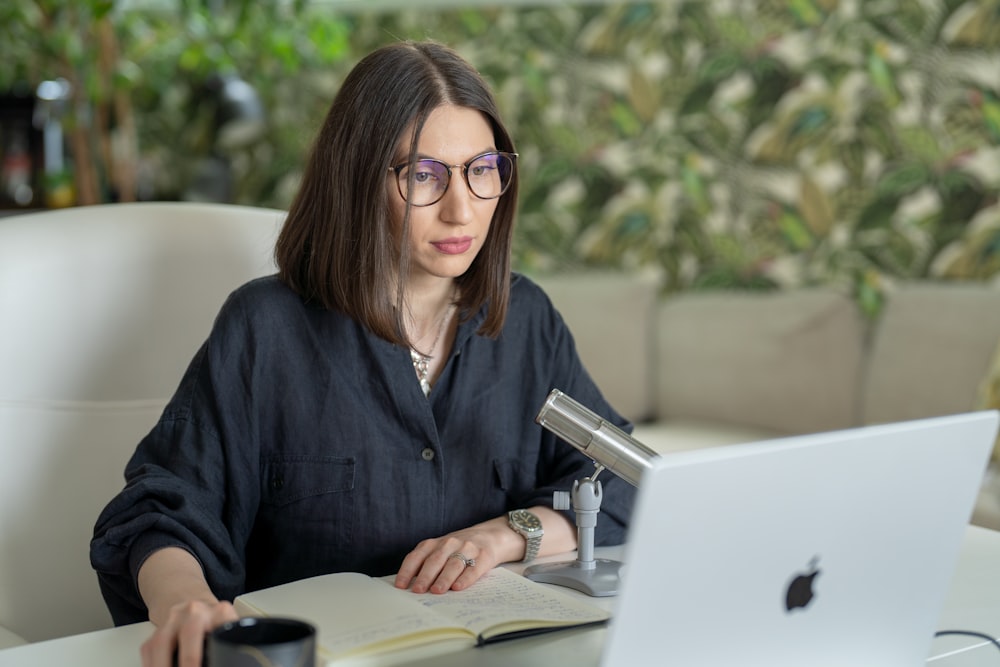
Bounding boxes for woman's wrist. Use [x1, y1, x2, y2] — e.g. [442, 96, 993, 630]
[138, 547, 218, 625]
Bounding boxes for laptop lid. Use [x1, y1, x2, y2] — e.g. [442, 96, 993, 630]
[603, 411, 999, 667]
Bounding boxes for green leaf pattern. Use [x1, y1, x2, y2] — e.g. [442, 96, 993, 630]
[3, 0, 998, 308]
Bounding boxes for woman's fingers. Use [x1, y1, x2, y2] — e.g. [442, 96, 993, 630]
[141, 599, 238, 667]
[396, 536, 490, 593]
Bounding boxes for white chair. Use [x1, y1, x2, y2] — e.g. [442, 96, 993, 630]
[0, 202, 283, 644]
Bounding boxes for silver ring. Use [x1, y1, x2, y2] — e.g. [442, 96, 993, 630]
[449, 552, 476, 568]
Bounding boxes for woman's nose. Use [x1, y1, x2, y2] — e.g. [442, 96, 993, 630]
[438, 171, 475, 224]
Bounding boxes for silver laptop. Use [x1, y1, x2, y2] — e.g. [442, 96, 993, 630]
[604, 410, 999, 667]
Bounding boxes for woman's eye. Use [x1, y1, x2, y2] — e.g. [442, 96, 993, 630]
[410, 161, 445, 185]
[470, 164, 496, 177]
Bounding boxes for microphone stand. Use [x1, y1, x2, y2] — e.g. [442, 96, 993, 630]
[523, 463, 625, 597]
[524, 388, 660, 597]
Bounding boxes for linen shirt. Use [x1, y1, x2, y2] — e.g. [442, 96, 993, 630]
[90, 273, 636, 625]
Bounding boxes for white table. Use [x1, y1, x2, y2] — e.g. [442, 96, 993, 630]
[928, 526, 1000, 664]
[2, 526, 999, 666]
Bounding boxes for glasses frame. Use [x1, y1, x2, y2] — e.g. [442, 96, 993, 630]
[388, 151, 518, 207]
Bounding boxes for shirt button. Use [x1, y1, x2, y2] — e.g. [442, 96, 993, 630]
[420, 448, 435, 461]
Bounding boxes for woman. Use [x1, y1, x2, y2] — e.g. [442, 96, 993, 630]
[91, 40, 635, 667]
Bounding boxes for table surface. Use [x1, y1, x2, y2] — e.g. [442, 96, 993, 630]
[2, 526, 999, 667]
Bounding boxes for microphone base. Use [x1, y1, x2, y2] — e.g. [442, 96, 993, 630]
[523, 558, 624, 597]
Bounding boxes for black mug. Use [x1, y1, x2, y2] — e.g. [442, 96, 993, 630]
[208, 617, 316, 667]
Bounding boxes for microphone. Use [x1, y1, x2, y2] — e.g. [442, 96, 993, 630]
[525, 389, 660, 596]
[535, 389, 659, 487]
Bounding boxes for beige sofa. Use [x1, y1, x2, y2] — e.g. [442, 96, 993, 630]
[537, 273, 1000, 532]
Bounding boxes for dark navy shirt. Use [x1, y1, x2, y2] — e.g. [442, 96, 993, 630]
[90, 273, 636, 625]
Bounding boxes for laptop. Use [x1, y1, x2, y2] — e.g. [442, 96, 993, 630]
[402, 410, 998, 667]
[604, 410, 999, 666]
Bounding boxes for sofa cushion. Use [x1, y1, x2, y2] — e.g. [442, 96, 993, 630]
[655, 289, 865, 435]
[0, 399, 164, 642]
[0, 625, 27, 650]
[0, 204, 282, 403]
[632, 418, 782, 455]
[862, 283, 1000, 426]
[533, 272, 659, 423]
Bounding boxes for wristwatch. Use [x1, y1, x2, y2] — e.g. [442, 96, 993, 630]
[508, 509, 544, 562]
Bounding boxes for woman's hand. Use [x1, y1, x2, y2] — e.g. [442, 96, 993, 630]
[393, 507, 576, 594]
[140, 598, 238, 667]
[137, 547, 239, 667]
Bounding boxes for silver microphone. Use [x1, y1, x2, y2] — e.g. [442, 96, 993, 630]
[535, 389, 659, 487]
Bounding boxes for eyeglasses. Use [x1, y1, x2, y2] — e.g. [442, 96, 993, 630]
[389, 151, 517, 207]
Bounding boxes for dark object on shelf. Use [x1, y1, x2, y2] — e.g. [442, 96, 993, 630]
[0, 90, 42, 209]
[183, 74, 266, 203]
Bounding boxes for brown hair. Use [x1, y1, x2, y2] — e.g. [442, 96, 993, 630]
[275, 41, 518, 345]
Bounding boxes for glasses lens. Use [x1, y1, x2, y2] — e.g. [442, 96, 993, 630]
[398, 159, 450, 206]
[467, 152, 513, 200]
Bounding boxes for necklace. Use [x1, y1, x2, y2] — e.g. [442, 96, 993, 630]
[410, 300, 456, 397]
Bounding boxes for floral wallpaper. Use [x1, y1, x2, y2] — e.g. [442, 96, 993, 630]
[332, 0, 1000, 314]
[37, 0, 995, 312]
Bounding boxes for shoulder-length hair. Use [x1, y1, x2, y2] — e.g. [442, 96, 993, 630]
[275, 40, 518, 345]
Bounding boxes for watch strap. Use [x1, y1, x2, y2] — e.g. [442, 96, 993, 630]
[523, 531, 542, 562]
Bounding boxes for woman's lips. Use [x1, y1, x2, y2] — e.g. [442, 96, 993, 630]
[432, 237, 474, 254]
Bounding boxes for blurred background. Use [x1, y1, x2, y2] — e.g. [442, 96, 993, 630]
[1, 0, 999, 309]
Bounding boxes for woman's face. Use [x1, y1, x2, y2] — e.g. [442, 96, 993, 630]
[387, 105, 501, 285]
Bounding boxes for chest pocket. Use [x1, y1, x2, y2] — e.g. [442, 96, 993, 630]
[251, 456, 356, 579]
[261, 456, 355, 507]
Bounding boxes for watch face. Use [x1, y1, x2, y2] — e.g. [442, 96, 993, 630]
[512, 509, 542, 531]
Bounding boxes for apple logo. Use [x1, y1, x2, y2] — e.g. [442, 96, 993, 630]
[784, 556, 821, 612]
